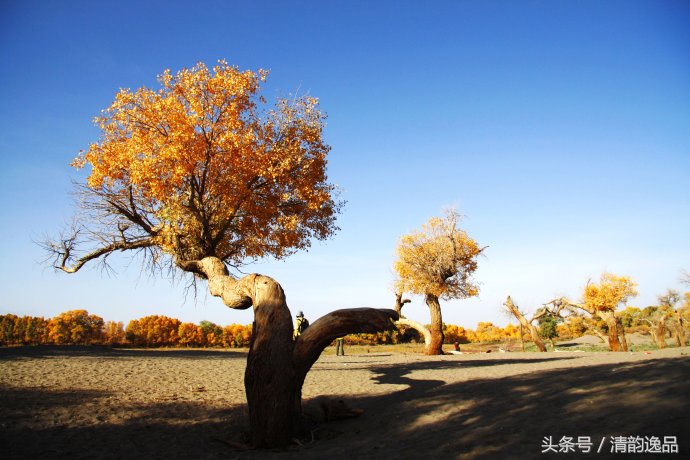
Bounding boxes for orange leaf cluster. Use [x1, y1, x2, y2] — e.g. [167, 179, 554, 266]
[582, 272, 638, 312]
[74, 61, 339, 264]
[394, 209, 482, 300]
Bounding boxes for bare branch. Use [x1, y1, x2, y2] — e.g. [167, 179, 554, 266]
[43, 230, 156, 274]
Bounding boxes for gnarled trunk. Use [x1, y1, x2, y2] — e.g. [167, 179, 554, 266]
[394, 292, 411, 317]
[425, 293, 444, 355]
[599, 310, 625, 352]
[671, 315, 686, 347]
[184, 256, 398, 447]
[503, 296, 547, 352]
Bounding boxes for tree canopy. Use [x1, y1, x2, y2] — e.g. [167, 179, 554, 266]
[394, 209, 483, 300]
[582, 273, 638, 313]
[47, 61, 341, 274]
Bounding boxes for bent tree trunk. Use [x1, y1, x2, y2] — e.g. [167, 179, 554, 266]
[503, 296, 547, 352]
[425, 293, 444, 355]
[396, 317, 432, 348]
[599, 310, 626, 352]
[183, 256, 398, 447]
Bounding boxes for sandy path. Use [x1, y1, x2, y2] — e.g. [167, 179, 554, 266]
[1, 346, 689, 459]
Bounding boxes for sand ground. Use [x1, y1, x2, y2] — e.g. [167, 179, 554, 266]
[1, 344, 689, 459]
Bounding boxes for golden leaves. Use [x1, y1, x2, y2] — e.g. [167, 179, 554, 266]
[77, 60, 339, 264]
[583, 272, 638, 312]
[394, 209, 482, 300]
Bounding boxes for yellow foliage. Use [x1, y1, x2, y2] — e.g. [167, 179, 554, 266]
[583, 272, 638, 312]
[74, 61, 339, 265]
[394, 209, 482, 300]
[48, 310, 104, 345]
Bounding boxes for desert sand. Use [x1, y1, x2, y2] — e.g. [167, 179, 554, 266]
[1, 344, 688, 459]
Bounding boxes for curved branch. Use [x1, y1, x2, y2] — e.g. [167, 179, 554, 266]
[292, 308, 399, 386]
[43, 232, 155, 274]
[177, 256, 255, 310]
[395, 317, 431, 346]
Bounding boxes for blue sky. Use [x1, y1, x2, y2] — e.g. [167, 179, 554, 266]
[1, 0, 689, 329]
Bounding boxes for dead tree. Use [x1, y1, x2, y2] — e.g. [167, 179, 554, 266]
[502, 296, 549, 352]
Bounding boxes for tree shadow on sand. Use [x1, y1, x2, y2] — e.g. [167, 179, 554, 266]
[2, 354, 689, 460]
[325, 356, 690, 459]
[0, 385, 251, 460]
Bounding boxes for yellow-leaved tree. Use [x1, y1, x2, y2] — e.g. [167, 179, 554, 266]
[562, 272, 637, 351]
[43, 61, 397, 447]
[394, 209, 484, 355]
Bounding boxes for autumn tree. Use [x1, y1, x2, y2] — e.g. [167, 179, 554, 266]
[48, 310, 104, 345]
[178, 322, 202, 347]
[126, 315, 181, 347]
[42, 61, 397, 447]
[640, 306, 671, 349]
[394, 209, 483, 355]
[538, 314, 559, 349]
[656, 290, 686, 347]
[103, 321, 126, 345]
[561, 273, 637, 351]
[502, 296, 549, 352]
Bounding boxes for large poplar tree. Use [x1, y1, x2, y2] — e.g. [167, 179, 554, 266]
[394, 209, 483, 355]
[43, 61, 397, 447]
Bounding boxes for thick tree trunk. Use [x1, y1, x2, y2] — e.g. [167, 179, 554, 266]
[616, 316, 628, 351]
[600, 311, 623, 352]
[503, 296, 547, 352]
[184, 256, 399, 447]
[671, 315, 686, 347]
[644, 315, 670, 349]
[425, 293, 444, 355]
[244, 277, 297, 447]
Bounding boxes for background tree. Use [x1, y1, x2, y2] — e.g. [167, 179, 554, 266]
[561, 273, 637, 351]
[394, 209, 483, 355]
[538, 314, 559, 349]
[103, 321, 126, 345]
[502, 296, 548, 352]
[656, 290, 686, 347]
[178, 322, 202, 347]
[199, 320, 224, 347]
[42, 61, 396, 447]
[48, 310, 104, 345]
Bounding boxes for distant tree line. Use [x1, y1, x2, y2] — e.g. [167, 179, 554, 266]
[2, 299, 688, 349]
[0, 310, 253, 348]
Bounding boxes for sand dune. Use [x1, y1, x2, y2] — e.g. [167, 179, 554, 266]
[1, 345, 688, 459]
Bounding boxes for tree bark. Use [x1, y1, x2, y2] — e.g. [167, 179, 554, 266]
[616, 316, 629, 351]
[671, 315, 686, 347]
[184, 256, 399, 447]
[425, 293, 444, 355]
[394, 292, 411, 317]
[599, 310, 624, 352]
[503, 296, 547, 352]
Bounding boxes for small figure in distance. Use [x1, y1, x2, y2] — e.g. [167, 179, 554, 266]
[294, 310, 309, 339]
[335, 337, 345, 356]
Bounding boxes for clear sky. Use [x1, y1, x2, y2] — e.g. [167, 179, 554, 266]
[1, 0, 689, 329]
